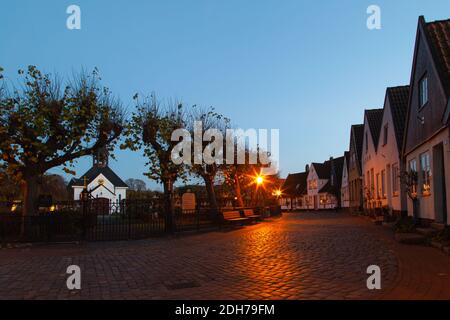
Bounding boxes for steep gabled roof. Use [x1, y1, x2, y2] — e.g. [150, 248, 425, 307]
[402, 16, 450, 154]
[425, 18, 450, 98]
[386, 85, 410, 153]
[282, 172, 308, 196]
[350, 124, 364, 173]
[68, 166, 129, 188]
[343, 151, 350, 176]
[318, 155, 345, 195]
[365, 109, 384, 150]
[332, 155, 345, 190]
[312, 161, 331, 180]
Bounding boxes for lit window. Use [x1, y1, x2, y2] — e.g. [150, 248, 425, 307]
[420, 152, 431, 195]
[392, 163, 399, 196]
[370, 169, 374, 198]
[409, 159, 418, 195]
[376, 173, 380, 199]
[419, 75, 428, 107]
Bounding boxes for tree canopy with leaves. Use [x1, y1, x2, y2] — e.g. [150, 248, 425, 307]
[122, 94, 186, 231]
[0, 66, 124, 217]
[186, 106, 230, 212]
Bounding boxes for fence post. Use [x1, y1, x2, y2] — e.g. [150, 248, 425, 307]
[128, 200, 132, 240]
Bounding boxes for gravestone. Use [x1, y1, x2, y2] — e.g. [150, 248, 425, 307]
[182, 192, 196, 211]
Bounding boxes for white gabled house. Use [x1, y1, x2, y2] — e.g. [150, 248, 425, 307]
[375, 86, 410, 217]
[361, 108, 384, 212]
[307, 156, 345, 210]
[68, 148, 128, 211]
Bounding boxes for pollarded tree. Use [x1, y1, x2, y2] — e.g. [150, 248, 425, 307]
[122, 94, 186, 232]
[186, 106, 230, 213]
[0, 66, 124, 218]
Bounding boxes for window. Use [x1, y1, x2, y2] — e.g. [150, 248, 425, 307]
[420, 152, 431, 195]
[419, 75, 428, 108]
[409, 159, 418, 195]
[383, 124, 388, 145]
[381, 169, 386, 198]
[392, 163, 399, 196]
[370, 169, 374, 198]
[308, 179, 317, 190]
[376, 173, 380, 199]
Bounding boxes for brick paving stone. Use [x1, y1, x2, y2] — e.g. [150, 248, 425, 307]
[0, 211, 449, 299]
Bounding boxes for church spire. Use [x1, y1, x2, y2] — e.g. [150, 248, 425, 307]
[93, 146, 109, 168]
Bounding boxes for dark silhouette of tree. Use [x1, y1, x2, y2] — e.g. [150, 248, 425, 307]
[186, 106, 230, 214]
[0, 66, 124, 222]
[125, 178, 147, 192]
[122, 94, 186, 232]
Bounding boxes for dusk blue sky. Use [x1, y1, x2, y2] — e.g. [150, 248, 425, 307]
[1, 1, 449, 190]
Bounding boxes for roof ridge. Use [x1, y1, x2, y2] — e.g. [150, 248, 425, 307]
[426, 18, 450, 24]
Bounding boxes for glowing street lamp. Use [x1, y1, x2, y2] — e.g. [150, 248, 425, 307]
[274, 189, 282, 197]
[255, 175, 264, 186]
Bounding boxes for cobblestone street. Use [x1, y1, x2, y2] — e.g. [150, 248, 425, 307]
[0, 212, 449, 300]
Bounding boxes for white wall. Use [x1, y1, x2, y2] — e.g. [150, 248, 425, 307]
[362, 115, 378, 208]
[375, 99, 406, 213]
[72, 173, 128, 203]
[341, 157, 350, 208]
[406, 128, 450, 224]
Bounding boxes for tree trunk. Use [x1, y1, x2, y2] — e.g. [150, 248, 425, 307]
[204, 177, 218, 212]
[21, 175, 39, 217]
[20, 175, 39, 238]
[162, 178, 174, 233]
[234, 172, 244, 208]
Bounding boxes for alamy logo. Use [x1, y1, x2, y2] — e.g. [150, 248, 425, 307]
[170, 121, 280, 175]
[366, 265, 381, 290]
[66, 5, 81, 30]
[366, 5, 381, 30]
[66, 265, 81, 290]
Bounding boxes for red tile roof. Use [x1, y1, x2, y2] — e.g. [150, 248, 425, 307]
[425, 18, 450, 97]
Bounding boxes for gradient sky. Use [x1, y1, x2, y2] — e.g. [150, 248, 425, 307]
[1, 0, 449, 190]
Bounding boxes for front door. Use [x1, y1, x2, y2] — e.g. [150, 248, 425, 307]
[313, 195, 318, 210]
[432, 143, 447, 224]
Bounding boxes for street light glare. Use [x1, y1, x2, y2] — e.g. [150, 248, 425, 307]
[256, 176, 264, 185]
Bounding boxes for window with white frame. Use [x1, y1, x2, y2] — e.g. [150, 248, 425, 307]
[419, 75, 428, 108]
[420, 152, 431, 195]
[409, 159, 418, 195]
[392, 163, 399, 196]
[377, 173, 382, 199]
[381, 169, 386, 198]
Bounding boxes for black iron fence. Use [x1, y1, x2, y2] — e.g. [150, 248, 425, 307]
[0, 200, 271, 243]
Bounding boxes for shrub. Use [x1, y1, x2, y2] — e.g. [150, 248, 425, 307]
[432, 228, 450, 245]
[393, 216, 417, 233]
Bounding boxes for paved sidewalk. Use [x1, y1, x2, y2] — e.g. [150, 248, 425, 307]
[0, 212, 448, 300]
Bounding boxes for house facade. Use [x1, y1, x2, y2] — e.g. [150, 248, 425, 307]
[348, 124, 364, 213]
[374, 86, 410, 216]
[341, 152, 350, 209]
[307, 156, 344, 210]
[362, 109, 384, 212]
[403, 16, 450, 225]
[280, 171, 309, 210]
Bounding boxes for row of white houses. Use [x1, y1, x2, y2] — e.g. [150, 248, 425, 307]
[282, 16, 450, 226]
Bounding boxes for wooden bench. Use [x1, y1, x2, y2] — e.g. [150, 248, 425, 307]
[242, 209, 262, 221]
[222, 210, 250, 225]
